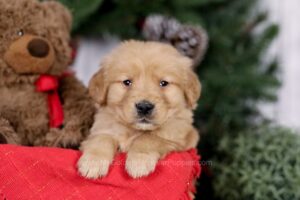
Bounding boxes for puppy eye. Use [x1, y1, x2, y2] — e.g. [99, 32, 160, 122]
[17, 29, 24, 36]
[160, 80, 169, 87]
[123, 79, 132, 87]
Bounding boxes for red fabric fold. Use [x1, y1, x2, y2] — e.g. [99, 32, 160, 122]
[35, 75, 64, 128]
[0, 145, 201, 200]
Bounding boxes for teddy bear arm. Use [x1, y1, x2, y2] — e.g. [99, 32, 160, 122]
[59, 76, 95, 137]
[0, 116, 21, 144]
[42, 76, 95, 148]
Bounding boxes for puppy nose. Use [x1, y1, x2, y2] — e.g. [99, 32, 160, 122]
[27, 38, 50, 58]
[136, 100, 155, 116]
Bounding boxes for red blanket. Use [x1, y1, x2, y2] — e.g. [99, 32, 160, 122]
[0, 145, 201, 200]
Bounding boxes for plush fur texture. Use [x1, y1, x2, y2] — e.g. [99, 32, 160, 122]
[0, 0, 95, 147]
[78, 41, 201, 179]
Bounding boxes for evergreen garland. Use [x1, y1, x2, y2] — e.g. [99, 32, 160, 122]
[214, 127, 300, 200]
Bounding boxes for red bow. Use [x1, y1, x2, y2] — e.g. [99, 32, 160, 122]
[35, 75, 64, 128]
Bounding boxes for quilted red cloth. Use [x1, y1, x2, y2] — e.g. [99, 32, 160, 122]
[0, 145, 201, 200]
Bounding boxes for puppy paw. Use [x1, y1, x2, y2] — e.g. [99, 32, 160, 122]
[125, 152, 160, 178]
[77, 153, 111, 179]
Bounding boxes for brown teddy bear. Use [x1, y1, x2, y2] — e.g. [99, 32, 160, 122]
[0, 0, 95, 147]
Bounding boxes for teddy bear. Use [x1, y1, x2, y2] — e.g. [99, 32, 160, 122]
[0, 0, 95, 148]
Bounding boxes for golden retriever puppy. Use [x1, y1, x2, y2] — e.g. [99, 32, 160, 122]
[78, 40, 201, 179]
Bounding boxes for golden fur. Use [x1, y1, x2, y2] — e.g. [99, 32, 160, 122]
[78, 41, 201, 178]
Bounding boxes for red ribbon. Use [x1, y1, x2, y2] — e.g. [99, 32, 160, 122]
[35, 75, 64, 128]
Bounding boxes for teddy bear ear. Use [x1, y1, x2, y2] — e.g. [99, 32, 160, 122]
[41, 0, 72, 32]
[0, 0, 6, 10]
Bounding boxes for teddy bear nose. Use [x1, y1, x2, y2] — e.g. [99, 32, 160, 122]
[27, 38, 50, 58]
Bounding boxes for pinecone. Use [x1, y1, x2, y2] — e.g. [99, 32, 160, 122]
[143, 14, 209, 69]
[142, 14, 181, 42]
[171, 25, 208, 69]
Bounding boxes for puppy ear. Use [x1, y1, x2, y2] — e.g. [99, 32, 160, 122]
[88, 67, 108, 106]
[184, 70, 201, 109]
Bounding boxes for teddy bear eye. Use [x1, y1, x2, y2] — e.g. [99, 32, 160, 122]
[17, 29, 24, 37]
[160, 80, 169, 87]
[123, 79, 132, 87]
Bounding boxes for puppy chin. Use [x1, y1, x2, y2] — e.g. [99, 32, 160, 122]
[133, 122, 156, 131]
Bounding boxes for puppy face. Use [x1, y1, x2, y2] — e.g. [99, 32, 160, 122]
[89, 41, 201, 131]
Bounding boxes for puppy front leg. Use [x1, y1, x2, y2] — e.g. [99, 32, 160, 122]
[77, 134, 117, 179]
[126, 134, 180, 178]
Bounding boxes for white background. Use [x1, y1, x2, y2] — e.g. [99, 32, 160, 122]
[262, 0, 300, 129]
